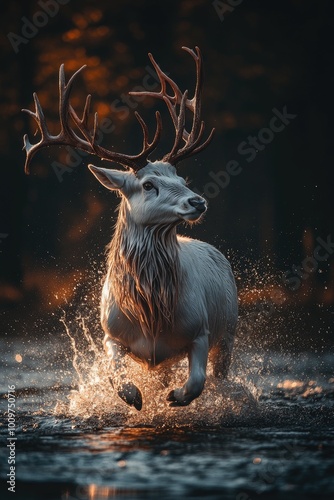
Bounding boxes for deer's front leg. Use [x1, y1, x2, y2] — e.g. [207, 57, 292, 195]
[105, 337, 142, 411]
[167, 334, 209, 407]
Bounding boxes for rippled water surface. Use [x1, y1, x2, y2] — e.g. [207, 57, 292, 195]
[1, 324, 334, 500]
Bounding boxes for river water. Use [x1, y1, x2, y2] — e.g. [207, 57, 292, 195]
[1, 313, 333, 500]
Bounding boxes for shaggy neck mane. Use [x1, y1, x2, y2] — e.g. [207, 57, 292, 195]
[106, 199, 180, 339]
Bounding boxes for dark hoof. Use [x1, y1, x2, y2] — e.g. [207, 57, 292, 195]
[166, 390, 188, 407]
[117, 382, 143, 411]
[133, 390, 143, 411]
[167, 390, 176, 402]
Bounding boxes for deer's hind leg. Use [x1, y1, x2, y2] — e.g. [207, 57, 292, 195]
[210, 334, 234, 379]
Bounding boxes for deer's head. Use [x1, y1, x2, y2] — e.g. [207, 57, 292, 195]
[89, 162, 206, 226]
[22, 47, 214, 227]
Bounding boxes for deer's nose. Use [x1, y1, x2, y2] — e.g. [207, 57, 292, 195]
[188, 197, 207, 213]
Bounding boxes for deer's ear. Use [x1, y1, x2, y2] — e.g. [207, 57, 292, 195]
[88, 165, 129, 191]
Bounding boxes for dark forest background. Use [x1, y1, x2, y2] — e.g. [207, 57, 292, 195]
[0, 0, 333, 346]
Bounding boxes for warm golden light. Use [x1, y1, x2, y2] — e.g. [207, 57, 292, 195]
[15, 354, 22, 363]
[63, 29, 82, 42]
[24, 269, 83, 310]
[277, 380, 304, 389]
[86, 484, 129, 499]
[277, 379, 323, 398]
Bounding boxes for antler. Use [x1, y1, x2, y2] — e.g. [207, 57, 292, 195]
[129, 46, 215, 165]
[22, 64, 162, 174]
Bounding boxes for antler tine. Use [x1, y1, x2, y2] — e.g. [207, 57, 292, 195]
[167, 91, 188, 160]
[69, 93, 91, 135]
[130, 52, 186, 134]
[58, 64, 103, 153]
[131, 54, 182, 101]
[59, 64, 113, 157]
[22, 74, 81, 175]
[130, 111, 163, 171]
[23, 65, 162, 174]
[59, 64, 85, 136]
[22, 92, 50, 174]
[129, 46, 214, 166]
[181, 46, 203, 142]
[135, 111, 149, 145]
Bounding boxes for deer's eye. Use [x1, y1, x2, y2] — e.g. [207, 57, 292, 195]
[143, 182, 154, 191]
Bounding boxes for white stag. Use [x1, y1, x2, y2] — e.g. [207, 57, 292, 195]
[23, 47, 238, 410]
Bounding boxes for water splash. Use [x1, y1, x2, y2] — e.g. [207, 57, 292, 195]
[54, 312, 260, 427]
[50, 256, 333, 429]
